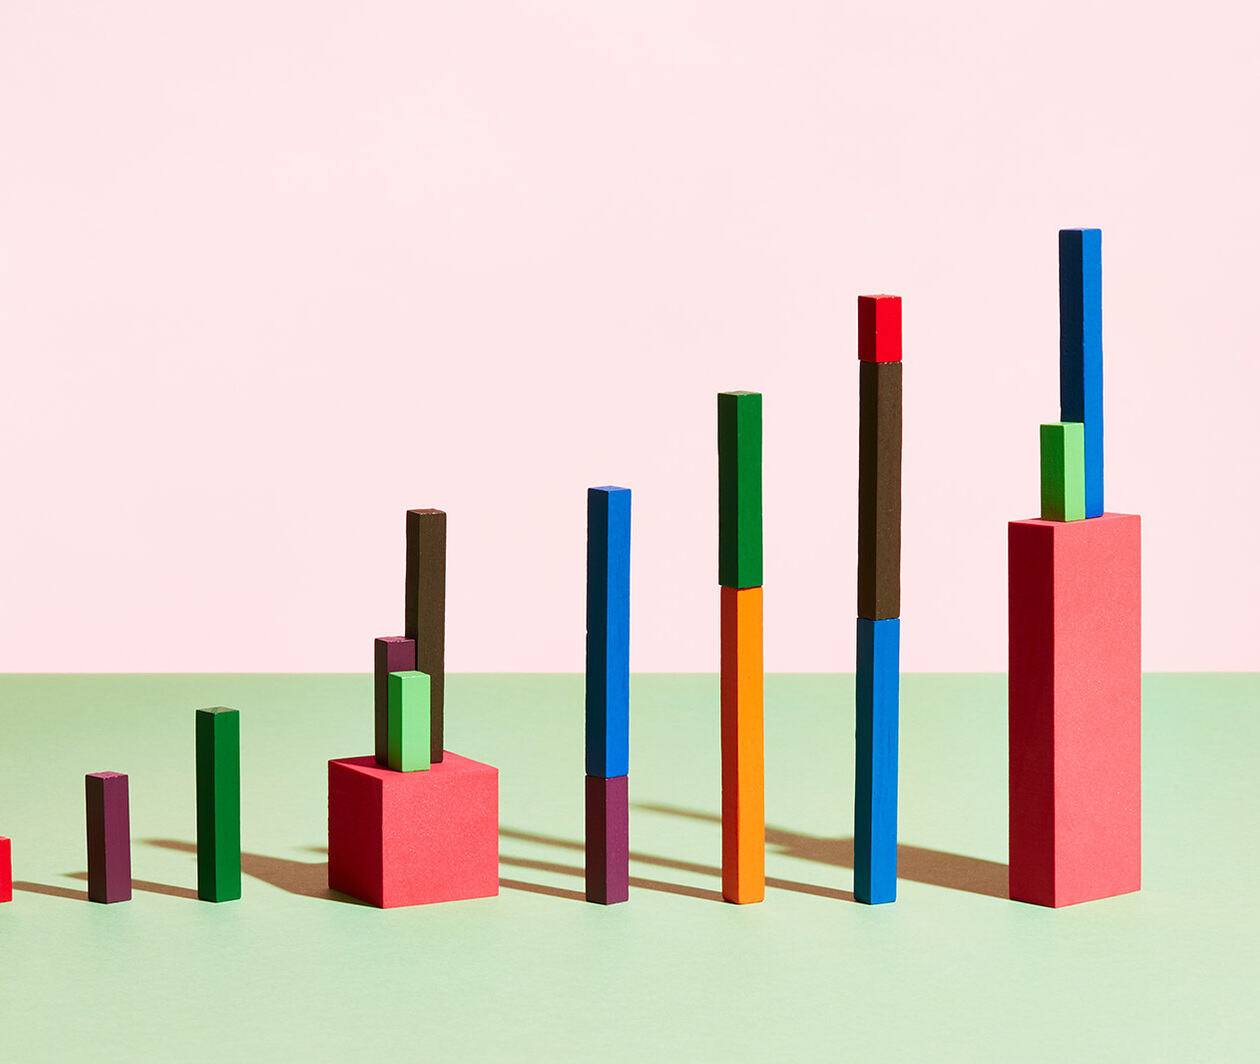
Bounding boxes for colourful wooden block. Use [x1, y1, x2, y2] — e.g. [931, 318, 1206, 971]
[85, 771, 131, 903]
[857, 360, 902, 619]
[586, 486, 631, 779]
[196, 707, 241, 902]
[1040, 422, 1086, 522]
[585, 774, 629, 905]
[387, 670, 431, 772]
[405, 508, 446, 764]
[858, 294, 902, 363]
[0, 837, 10, 903]
[1009, 512, 1141, 907]
[374, 636, 416, 766]
[854, 618, 899, 904]
[328, 752, 498, 908]
[720, 585, 764, 904]
[1058, 228, 1104, 518]
[718, 391, 763, 590]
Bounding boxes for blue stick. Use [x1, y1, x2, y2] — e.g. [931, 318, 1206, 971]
[586, 486, 631, 778]
[855, 616, 899, 904]
[1059, 227, 1104, 518]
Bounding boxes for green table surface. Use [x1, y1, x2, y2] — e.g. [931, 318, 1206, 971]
[1, 674, 1255, 1062]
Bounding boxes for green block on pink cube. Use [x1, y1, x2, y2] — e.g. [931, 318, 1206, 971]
[1040, 422, 1086, 522]
[388, 671, 432, 771]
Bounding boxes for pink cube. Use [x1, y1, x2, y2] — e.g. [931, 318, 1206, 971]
[328, 752, 498, 908]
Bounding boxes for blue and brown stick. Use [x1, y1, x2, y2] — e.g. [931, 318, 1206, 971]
[585, 486, 631, 904]
[855, 294, 902, 904]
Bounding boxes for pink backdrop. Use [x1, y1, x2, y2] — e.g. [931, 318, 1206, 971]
[1, 2, 1253, 672]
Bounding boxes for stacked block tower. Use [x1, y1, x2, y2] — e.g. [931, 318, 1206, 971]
[718, 391, 764, 905]
[854, 295, 903, 905]
[1008, 229, 1141, 907]
[328, 508, 499, 908]
[585, 486, 631, 905]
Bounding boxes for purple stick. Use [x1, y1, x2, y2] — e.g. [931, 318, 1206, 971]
[86, 772, 131, 903]
[374, 636, 417, 766]
[585, 774, 629, 904]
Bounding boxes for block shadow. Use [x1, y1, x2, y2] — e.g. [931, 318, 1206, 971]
[66, 870, 198, 900]
[498, 876, 585, 902]
[499, 852, 723, 902]
[635, 804, 1008, 899]
[11, 880, 90, 902]
[141, 838, 369, 905]
[499, 826, 849, 903]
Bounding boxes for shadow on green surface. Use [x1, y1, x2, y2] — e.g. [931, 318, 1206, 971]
[11, 880, 89, 902]
[66, 871, 198, 900]
[500, 852, 723, 902]
[141, 838, 370, 905]
[635, 804, 1008, 899]
[499, 876, 585, 902]
[500, 827, 851, 902]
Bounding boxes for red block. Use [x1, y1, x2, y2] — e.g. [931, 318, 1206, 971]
[328, 752, 498, 908]
[1, 836, 10, 902]
[1008, 512, 1141, 907]
[858, 294, 902, 363]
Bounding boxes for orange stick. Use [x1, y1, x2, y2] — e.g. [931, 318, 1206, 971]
[721, 585, 764, 903]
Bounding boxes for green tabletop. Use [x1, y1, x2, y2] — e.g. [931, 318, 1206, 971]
[0, 674, 1254, 1062]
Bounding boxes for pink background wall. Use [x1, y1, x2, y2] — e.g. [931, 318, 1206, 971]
[0, 2, 1254, 672]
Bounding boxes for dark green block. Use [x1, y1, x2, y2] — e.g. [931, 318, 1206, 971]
[1040, 422, 1085, 522]
[718, 391, 763, 589]
[196, 707, 241, 902]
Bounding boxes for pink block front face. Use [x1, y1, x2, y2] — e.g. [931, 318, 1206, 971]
[1008, 513, 1141, 907]
[328, 752, 498, 908]
[1, 837, 11, 902]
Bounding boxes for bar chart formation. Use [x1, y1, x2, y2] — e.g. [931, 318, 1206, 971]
[85, 771, 131, 903]
[585, 486, 631, 904]
[718, 391, 765, 904]
[1008, 229, 1141, 907]
[854, 295, 903, 905]
[0, 228, 1147, 923]
[329, 507, 499, 908]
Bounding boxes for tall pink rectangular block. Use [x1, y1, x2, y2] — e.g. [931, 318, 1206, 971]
[1008, 512, 1141, 907]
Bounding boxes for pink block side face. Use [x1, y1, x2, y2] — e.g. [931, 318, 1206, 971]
[1, 837, 11, 902]
[328, 761, 384, 905]
[328, 753, 498, 909]
[1009, 513, 1141, 907]
[1052, 513, 1141, 905]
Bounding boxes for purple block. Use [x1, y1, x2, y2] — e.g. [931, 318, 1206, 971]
[585, 774, 629, 904]
[375, 636, 417, 766]
[86, 772, 131, 903]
